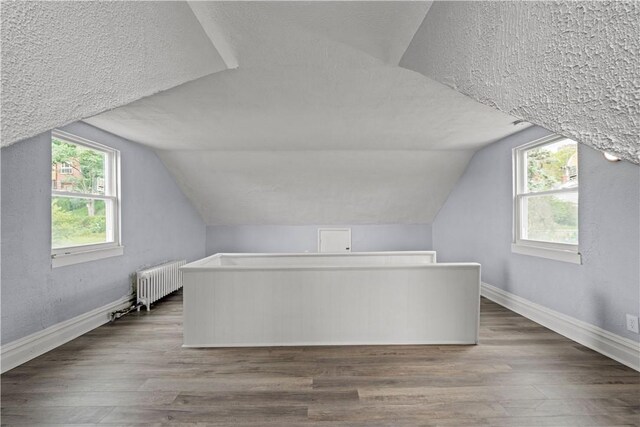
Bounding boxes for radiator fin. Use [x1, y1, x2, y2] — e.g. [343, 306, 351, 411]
[136, 260, 186, 311]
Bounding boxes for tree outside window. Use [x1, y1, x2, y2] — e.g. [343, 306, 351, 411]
[51, 132, 119, 251]
[515, 136, 579, 249]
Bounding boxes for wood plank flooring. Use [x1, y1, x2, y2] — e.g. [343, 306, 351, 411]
[2, 292, 639, 426]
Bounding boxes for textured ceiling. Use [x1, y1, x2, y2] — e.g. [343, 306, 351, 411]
[1, 1, 228, 147]
[158, 150, 475, 226]
[401, 1, 640, 164]
[84, 1, 525, 225]
[191, 1, 428, 67]
[85, 64, 520, 152]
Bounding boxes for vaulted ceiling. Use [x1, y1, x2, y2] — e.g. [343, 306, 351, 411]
[6, 2, 631, 226]
[82, 1, 524, 225]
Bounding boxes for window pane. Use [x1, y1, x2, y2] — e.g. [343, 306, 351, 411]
[522, 192, 578, 245]
[52, 197, 111, 248]
[525, 138, 578, 193]
[51, 138, 106, 195]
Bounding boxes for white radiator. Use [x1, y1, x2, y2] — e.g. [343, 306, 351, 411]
[136, 260, 186, 311]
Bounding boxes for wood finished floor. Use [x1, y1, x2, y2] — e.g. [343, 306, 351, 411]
[2, 291, 639, 426]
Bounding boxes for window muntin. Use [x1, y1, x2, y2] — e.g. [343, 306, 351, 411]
[514, 135, 579, 251]
[51, 130, 120, 255]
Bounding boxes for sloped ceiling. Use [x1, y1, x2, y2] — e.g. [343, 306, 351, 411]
[0, 1, 229, 146]
[158, 151, 475, 225]
[85, 1, 525, 225]
[401, 1, 640, 164]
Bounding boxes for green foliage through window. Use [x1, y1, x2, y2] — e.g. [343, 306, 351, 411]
[52, 138, 106, 195]
[52, 198, 107, 248]
[524, 193, 578, 245]
[51, 136, 113, 249]
[518, 137, 579, 246]
[525, 141, 578, 192]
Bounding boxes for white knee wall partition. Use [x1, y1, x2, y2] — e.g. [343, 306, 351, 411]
[180, 252, 480, 347]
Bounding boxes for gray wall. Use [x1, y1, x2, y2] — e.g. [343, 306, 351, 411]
[206, 224, 432, 255]
[1, 121, 206, 344]
[433, 126, 640, 341]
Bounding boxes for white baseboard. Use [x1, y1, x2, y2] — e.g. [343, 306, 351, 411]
[183, 340, 476, 348]
[481, 282, 640, 372]
[4, 287, 637, 373]
[1, 296, 132, 373]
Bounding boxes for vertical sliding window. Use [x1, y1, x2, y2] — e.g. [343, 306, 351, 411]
[51, 130, 122, 267]
[513, 135, 580, 264]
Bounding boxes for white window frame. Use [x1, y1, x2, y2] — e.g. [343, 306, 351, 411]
[51, 130, 123, 268]
[512, 134, 581, 264]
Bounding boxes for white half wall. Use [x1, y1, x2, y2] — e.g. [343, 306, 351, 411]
[206, 224, 432, 255]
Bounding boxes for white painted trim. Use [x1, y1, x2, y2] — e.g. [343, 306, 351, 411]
[481, 282, 640, 371]
[512, 134, 580, 258]
[0, 296, 132, 373]
[183, 340, 475, 348]
[52, 245, 124, 268]
[511, 243, 581, 264]
[51, 129, 122, 263]
[210, 251, 436, 258]
[181, 252, 444, 272]
[53, 129, 117, 154]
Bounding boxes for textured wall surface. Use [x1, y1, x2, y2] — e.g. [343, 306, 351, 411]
[432, 126, 640, 341]
[402, 1, 640, 164]
[1, 122, 206, 344]
[206, 224, 432, 255]
[1, 1, 226, 147]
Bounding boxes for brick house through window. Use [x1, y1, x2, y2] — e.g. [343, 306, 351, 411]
[51, 159, 83, 191]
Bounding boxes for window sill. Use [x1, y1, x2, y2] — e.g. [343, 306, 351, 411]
[52, 245, 124, 268]
[511, 243, 581, 265]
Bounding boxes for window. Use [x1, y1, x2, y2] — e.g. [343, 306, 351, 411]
[513, 135, 581, 264]
[51, 130, 122, 267]
[60, 162, 73, 174]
